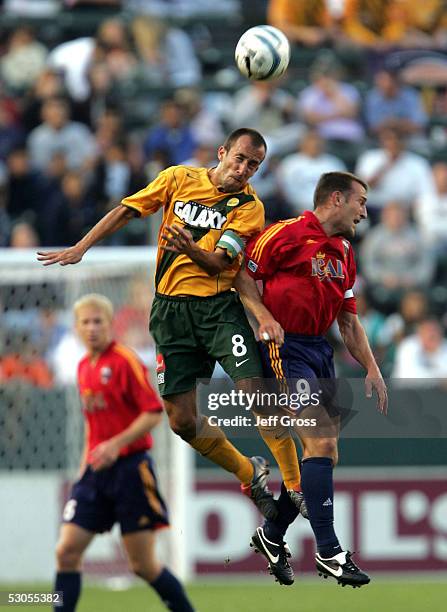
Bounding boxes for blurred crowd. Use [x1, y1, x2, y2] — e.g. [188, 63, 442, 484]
[1, 0, 447, 387]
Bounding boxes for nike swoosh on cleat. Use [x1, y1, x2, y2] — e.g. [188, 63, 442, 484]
[318, 559, 343, 577]
[259, 541, 279, 564]
[235, 358, 249, 367]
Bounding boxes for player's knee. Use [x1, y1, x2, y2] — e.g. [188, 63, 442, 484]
[168, 413, 196, 440]
[306, 438, 338, 460]
[56, 541, 83, 571]
[129, 559, 160, 583]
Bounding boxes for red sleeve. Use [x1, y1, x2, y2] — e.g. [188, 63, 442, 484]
[123, 354, 163, 415]
[342, 246, 357, 314]
[245, 222, 293, 280]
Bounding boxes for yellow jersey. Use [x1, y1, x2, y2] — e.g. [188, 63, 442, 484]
[121, 165, 265, 297]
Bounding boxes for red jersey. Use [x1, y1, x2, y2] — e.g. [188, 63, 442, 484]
[246, 211, 357, 336]
[77, 341, 162, 458]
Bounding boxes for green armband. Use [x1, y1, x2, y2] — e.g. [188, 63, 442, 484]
[216, 230, 244, 260]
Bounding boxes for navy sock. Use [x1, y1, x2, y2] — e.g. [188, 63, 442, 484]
[150, 568, 194, 611]
[54, 571, 81, 611]
[264, 482, 299, 542]
[300, 457, 341, 558]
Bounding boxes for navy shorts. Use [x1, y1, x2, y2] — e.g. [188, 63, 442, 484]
[258, 333, 338, 412]
[62, 451, 169, 535]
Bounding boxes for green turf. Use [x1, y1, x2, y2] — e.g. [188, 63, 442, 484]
[2, 581, 446, 612]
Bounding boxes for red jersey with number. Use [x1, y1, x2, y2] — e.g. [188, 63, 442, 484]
[77, 341, 162, 458]
[245, 211, 357, 336]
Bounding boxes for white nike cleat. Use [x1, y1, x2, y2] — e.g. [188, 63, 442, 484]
[315, 550, 370, 587]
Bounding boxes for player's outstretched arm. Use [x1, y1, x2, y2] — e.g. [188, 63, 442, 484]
[37, 205, 136, 266]
[337, 309, 388, 414]
[233, 267, 284, 346]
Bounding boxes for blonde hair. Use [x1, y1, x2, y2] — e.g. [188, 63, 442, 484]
[73, 293, 114, 321]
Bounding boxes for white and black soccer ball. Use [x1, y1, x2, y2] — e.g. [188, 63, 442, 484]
[235, 25, 290, 81]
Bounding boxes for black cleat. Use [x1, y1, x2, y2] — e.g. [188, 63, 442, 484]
[315, 551, 370, 587]
[250, 526, 294, 586]
[287, 490, 309, 519]
[241, 456, 278, 520]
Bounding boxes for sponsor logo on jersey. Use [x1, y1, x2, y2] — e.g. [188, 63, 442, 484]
[100, 366, 112, 384]
[247, 259, 258, 273]
[174, 200, 227, 229]
[311, 252, 345, 281]
[156, 354, 166, 373]
[227, 197, 240, 207]
[81, 390, 106, 412]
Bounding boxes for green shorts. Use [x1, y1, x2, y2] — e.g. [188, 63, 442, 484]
[149, 291, 263, 396]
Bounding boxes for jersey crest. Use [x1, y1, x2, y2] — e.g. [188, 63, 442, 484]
[100, 366, 112, 384]
[311, 252, 345, 281]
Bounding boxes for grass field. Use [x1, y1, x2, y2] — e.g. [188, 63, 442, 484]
[2, 580, 447, 612]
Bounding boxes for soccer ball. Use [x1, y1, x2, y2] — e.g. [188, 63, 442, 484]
[235, 25, 290, 81]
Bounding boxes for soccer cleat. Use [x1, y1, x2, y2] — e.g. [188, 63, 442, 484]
[250, 526, 294, 586]
[241, 456, 278, 520]
[315, 550, 370, 587]
[287, 490, 309, 519]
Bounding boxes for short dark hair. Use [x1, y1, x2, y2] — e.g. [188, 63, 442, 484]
[313, 172, 368, 209]
[223, 128, 267, 153]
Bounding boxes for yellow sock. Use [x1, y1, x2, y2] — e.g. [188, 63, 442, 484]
[189, 416, 254, 484]
[256, 416, 301, 490]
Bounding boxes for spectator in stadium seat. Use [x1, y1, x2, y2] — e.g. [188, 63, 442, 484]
[0, 331, 53, 389]
[230, 80, 301, 157]
[143, 100, 197, 167]
[378, 289, 430, 373]
[392, 318, 447, 382]
[131, 16, 202, 88]
[9, 221, 40, 248]
[0, 98, 25, 162]
[181, 142, 217, 168]
[267, 0, 332, 47]
[267, 0, 417, 50]
[414, 162, 447, 252]
[27, 97, 97, 172]
[174, 88, 224, 150]
[391, 0, 447, 48]
[41, 171, 97, 247]
[276, 129, 346, 214]
[365, 68, 428, 138]
[360, 201, 435, 312]
[92, 108, 124, 156]
[355, 127, 435, 214]
[79, 63, 120, 130]
[92, 140, 146, 212]
[332, 287, 390, 376]
[21, 68, 68, 133]
[341, 0, 410, 48]
[0, 26, 48, 93]
[296, 52, 364, 144]
[4, 147, 47, 221]
[47, 18, 137, 102]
